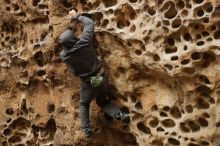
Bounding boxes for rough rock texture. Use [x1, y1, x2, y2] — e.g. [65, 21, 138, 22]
[0, 0, 220, 146]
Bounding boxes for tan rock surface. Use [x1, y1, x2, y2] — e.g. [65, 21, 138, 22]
[0, 0, 220, 146]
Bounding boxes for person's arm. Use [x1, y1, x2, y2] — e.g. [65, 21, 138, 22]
[73, 14, 94, 42]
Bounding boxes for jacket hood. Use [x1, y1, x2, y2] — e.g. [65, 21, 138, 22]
[58, 29, 79, 49]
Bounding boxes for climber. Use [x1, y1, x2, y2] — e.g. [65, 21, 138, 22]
[58, 9, 130, 138]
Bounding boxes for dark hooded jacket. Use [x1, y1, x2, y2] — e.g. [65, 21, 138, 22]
[58, 14, 101, 80]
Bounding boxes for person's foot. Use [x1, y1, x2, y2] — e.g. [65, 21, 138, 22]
[114, 112, 130, 124]
[83, 128, 92, 138]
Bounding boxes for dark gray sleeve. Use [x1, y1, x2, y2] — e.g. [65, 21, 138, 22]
[74, 14, 94, 42]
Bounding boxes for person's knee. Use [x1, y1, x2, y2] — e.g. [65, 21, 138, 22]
[80, 99, 90, 107]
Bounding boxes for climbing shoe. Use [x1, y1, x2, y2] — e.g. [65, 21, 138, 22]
[114, 112, 130, 124]
[83, 128, 92, 138]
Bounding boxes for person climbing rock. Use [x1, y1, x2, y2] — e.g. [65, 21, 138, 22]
[58, 9, 130, 138]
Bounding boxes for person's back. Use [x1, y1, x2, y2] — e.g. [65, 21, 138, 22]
[58, 14, 101, 80]
[58, 10, 129, 138]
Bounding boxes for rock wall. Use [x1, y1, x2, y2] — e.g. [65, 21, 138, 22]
[0, 0, 220, 146]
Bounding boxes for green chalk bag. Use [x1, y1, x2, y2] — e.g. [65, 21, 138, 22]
[90, 75, 104, 87]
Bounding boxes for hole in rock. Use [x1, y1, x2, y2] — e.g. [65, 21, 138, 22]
[45, 118, 57, 136]
[196, 34, 201, 39]
[129, 11, 137, 20]
[177, 0, 185, 9]
[181, 9, 188, 17]
[117, 66, 126, 73]
[216, 121, 220, 127]
[117, 20, 126, 29]
[203, 18, 209, 23]
[196, 85, 211, 94]
[151, 105, 158, 111]
[17, 12, 26, 17]
[170, 106, 181, 119]
[37, 70, 46, 76]
[10, 117, 31, 129]
[60, 0, 72, 8]
[130, 25, 136, 32]
[172, 132, 177, 136]
[152, 139, 164, 146]
[162, 119, 176, 127]
[200, 141, 209, 145]
[204, 2, 213, 13]
[165, 64, 173, 70]
[137, 122, 151, 134]
[13, 4, 19, 11]
[32, 0, 40, 6]
[193, 0, 204, 4]
[191, 52, 201, 60]
[7, 118, 12, 123]
[3, 128, 12, 136]
[163, 20, 170, 26]
[183, 33, 192, 41]
[197, 9, 204, 17]
[202, 52, 216, 67]
[153, 54, 160, 62]
[135, 49, 142, 55]
[211, 25, 216, 31]
[185, 105, 193, 113]
[38, 4, 48, 9]
[47, 102, 55, 113]
[148, 7, 156, 16]
[20, 98, 28, 114]
[34, 51, 44, 67]
[196, 97, 210, 109]
[165, 47, 177, 54]
[160, 111, 168, 117]
[172, 19, 182, 28]
[196, 41, 204, 46]
[183, 45, 188, 51]
[6, 7, 10, 11]
[164, 2, 178, 19]
[194, 24, 200, 30]
[198, 117, 208, 127]
[4, 0, 11, 4]
[135, 101, 142, 109]
[181, 59, 190, 65]
[149, 117, 159, 128]
[163, 106, 170, 111]
[8, 135, 21, 143]
[187, 120, 200, 132]
[202, 31, 209, 37]
[180, 122, 190, 132]
[101, 0, 117, 8]
[168, 138, 180, 145]
[214, 30, 220, 39]
[198, 75, 211, 84]
[129, 0, 138, 3]
[207, 37, 213, 42]
[101, 19, 109, 27]
[157, 127, 165, 132]
[171, 56, 178, 61]
[188, 143, 200, 146]
[202, 112, 210, 118]
[6, 108, 14, 115]
[167, 38, 175, 46]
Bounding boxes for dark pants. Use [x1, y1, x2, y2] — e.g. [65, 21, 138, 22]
[79, 73, 121, 130]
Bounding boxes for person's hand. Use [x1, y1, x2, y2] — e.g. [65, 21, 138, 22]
[69, 9, 77, 17]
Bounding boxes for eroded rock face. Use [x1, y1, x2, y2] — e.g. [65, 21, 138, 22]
[0, 0, 220, 146]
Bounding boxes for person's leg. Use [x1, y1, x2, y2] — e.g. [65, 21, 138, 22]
[95, 73, 122, 117]
[79, 81, 93, 136]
